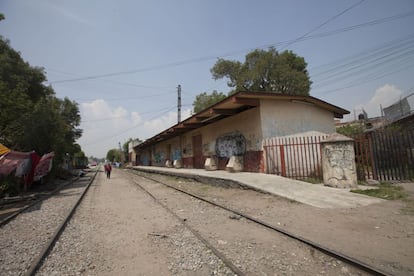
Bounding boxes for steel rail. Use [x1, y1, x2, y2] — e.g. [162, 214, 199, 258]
[24, 168, 99, 276]
[131, 177, 246, 276]
[0, 176, 82, 227]
[130, 170, 391, 276]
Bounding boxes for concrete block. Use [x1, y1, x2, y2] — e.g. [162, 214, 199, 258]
[173, 159, 182, 169]
[204, 157, 217, 171]
[165, 160, 172, 168]
[321, 133, 357, 188]
[226, 156, 243, 172]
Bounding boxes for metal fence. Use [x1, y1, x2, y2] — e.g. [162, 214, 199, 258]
[354, 129, 414, 181]
[263, 135, 327, 181]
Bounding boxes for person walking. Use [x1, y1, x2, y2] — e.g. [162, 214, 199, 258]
[104, 163, 112, 179]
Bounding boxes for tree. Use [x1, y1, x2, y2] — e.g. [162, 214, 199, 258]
[0, 30, 83, 165]
[210, 47, 311, 95]
[192, 90, 227, 113]
[106, 148, 122, 163]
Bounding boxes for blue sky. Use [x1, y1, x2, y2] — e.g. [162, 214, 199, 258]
[1, 0, 413, 158]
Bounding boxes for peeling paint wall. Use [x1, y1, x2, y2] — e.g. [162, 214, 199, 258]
[196, 107, 263, 156]
[260, 100, 335, 138]
[322, 140, 357, 188]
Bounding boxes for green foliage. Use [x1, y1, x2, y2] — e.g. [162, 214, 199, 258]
[351, 182, 407, 200]
[210, 47, 311, 95]
[0, 174, 21, 197]
[336, 124, 363, 137]
[0, 36, 83, 165]
[192, 90, 227, 113]
[106, 148, 122, 162]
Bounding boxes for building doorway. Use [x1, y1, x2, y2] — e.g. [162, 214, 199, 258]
[192, 135, 203, 168]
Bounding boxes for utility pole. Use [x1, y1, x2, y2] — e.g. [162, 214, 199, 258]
[177, 84, 182, 123]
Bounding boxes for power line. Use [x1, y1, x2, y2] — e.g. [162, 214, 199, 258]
[311, 36, 414, 88]
[81, 105, 179, 147]
[74, 91, 173, 102]
[46, 68, 172, 91]
[280, 0, 366, 50]
[47, 9, 412, 85]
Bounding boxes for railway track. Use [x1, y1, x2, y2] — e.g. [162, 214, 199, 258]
[0, 174, 82, 227]
[1, 167, 397, 275]
[127, 169, 391, 276]
[0, 168, 98, 276]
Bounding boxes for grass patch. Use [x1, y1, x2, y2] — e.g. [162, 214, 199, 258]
[351, 182, 407, 200]
[300, 177, 323, 184]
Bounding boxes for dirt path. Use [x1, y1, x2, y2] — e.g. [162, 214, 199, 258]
[38, 169, 413, 275]
[132, 170, 414, 276]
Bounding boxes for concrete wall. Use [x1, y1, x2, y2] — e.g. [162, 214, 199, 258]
[136, 99, 337, 173]
[128, 140, 141, 166]
[180, 107, 263, 171]
[139, 137, 181, 167]
[260, 99, 335, 138]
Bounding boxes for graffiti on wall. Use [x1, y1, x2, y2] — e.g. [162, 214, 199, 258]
[172, 148, 181, 161]
[215, 133, 246, 158]
[140, 156, 149, 166]
[154, 151, 165, 164]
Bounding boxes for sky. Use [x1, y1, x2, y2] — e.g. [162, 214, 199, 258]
[1, 0, 413, 158]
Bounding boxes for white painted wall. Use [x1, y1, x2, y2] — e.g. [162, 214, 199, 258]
[260, 99, 336, 138]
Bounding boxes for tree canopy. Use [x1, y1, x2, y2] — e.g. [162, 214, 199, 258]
[0, 34, 83, 164]
[106, 148, 122, 163]
[210, 47, 311, 95]
[192, 90, 227, 113]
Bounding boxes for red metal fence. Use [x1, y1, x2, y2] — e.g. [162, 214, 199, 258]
[263, 135, 327, 181]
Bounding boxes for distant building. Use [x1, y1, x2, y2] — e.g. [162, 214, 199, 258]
[128, 139, 142, 166]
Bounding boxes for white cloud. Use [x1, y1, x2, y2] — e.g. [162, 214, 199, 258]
[77, 99, 191, 158]
[355, 84, 402, 118]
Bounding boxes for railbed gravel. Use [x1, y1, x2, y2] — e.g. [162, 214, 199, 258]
[0, 178, 90, 276]
[37, 177, 236, 275]
[37, 213, 236, 275]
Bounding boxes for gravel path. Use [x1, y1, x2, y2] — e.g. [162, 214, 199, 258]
[0, 176, 91, 275]
[128, 170, 367, 276]
[3, 167, 410, 275]
[37, 168, 235, 275]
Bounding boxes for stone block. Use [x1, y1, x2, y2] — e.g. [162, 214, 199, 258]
[173, 159, 182, 169]
[204, 157, 217, 171]
[165, 160, 172, 168]
[321, 133, 357, 188]
[226, 156, 243, 172]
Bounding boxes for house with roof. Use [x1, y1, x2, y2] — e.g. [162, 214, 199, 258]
[133, 91, 349, 173]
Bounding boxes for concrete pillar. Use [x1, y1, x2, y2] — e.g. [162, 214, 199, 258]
[321, 133, 357, 188]
[226, 156, 243, 172]
[204, 157, 217, 171]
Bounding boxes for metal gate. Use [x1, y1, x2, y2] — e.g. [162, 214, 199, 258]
[263, 135, 327, 181]
[354, 129, 414, 181]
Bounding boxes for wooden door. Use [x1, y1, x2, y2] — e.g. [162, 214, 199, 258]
[192, 135, 203, 168]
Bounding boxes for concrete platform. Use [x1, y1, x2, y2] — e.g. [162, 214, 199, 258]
[131, 166, 384, 209]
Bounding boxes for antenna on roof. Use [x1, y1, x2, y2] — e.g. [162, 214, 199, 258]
[177, 84, 181, 123]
